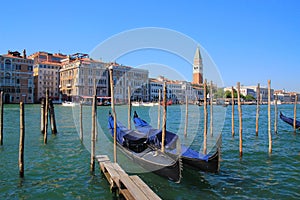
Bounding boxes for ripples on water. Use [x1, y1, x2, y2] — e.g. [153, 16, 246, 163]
[0, 104, 300, 199]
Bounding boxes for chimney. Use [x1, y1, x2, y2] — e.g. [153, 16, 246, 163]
[23, 49, 27, 59]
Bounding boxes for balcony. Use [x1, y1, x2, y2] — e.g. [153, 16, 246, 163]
[66, 84, 72, 88]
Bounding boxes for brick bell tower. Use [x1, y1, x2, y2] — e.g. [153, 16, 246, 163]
[192, 46, 203, 84]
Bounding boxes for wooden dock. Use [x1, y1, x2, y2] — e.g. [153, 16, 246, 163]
[96, 155, 161, 200]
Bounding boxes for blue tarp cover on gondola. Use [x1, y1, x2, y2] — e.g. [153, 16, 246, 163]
[133, 113, 208, 161]
[108, 115, 147, 146]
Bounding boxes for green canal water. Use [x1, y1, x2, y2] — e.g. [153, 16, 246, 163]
[0, 104, 299, 199]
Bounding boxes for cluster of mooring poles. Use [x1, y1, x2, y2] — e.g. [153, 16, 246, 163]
[230, 80, 298, 158]
[40, 89, 58, 144]
[0, 89, 58, 178]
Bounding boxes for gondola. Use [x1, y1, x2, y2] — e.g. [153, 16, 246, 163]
[108, 113, 182, 182]
[133, 111, 221, 173]
[279, 111, 300, 129]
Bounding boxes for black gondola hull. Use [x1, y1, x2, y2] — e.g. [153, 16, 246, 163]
[182, 149, 220, 173]
[117, 144, 182, 182]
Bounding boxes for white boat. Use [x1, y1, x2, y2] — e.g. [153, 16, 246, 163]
[62, 101, 75, 107]
[132, 102, 159, 107]
[132, 102, 143, 106]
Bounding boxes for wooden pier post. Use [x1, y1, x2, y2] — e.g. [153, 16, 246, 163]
[128, 86, 131, 129]
[210, 81, 213, 137]
[274, 94, 278, 134]
[44, 90, 49, 144]
[294, 94, 298, 132]
[80, 102, 83, 142]
[161, 82, 167, 153]
[256, 83, 260, 136]
[49, 99, 57, 134]
[109, 67, 117, 163]
[237, 82, 243, 157]
[157, 89, 161, 129]
[203, 79, 207, 155]
[184, 92, 188, 137]
[0, 91, 3, 145]
[91, 79, 97, 172]
[231, 86, 235, 137]
[268, 80, 272, 154]
[40, 98, 45, 134]
[19, 102, 25, 177]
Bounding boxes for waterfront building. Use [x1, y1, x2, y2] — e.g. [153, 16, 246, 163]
[148, 77, 171, 102]
[149, 76, 202, 104]
[224, 85, 274, 103]
[109, 63, 149, 103]
[29, 51, 67, 102]
[0, 50, 34, 103]
[192, 47, 203, 85]
[274, 90, 300, 103]
[59, 53, 108, 101]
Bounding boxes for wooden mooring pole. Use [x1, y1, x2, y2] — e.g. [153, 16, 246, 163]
[157, 89, 161, 129]
[294, 94, 298, 133]
[268, 80, 272, 154]
[0, 91, 3, 145]
[274, 94, 278, 134]
[109, 67, 117, 163]
[49, 99, 57, 134]
[256, 83, 260, 136]
[44, 90, 49, 144]
[210, 81, 213, 137]
[40, 98, 45, 134]
[231, 86, 235, 137]
[91, 79, 97, 172]
[80, 102, 83, 142]
[237, 82, 243, 157]
[203, 79, 207, 155]
[161, 82, 167, 153]
[19, 102, 25, 177]
[128, 86, 131, 129]
[184, 92, 188, 137]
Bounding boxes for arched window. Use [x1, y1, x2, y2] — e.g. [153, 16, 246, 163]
[5, 59, 12, 70]
[5, 72, 11, 85]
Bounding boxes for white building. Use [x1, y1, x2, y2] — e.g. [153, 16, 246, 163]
[110, 63, 149, 103]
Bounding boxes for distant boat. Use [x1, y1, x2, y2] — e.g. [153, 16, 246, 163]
[160, 100, 172, 106]
[132, 102, 143, 107]
[133, 111, 221, 173]
[108, 113, 182, 182]
[62, 101, 75, 107]
[279, 112, 300, 129]
[132, 102, 159, 107]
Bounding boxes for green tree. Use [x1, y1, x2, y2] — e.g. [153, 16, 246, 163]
[224, 89, 237, 98]
[244, 94, 255, 101]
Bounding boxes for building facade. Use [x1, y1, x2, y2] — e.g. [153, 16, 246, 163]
[60, 53, 108, 101]
[110, 63, 149, 103]
[29, 51, 67, 102]
[224, 85, 274, 103]
[149, 76, 202, 104]
[0, 50, 34, 103]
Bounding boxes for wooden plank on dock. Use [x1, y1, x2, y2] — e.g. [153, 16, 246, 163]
[96, 155, 161, 200]
[129, 175, 161, 200]
[119, 174, 149, 200]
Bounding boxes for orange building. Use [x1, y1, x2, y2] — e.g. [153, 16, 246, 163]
[0, 50, 34, 103]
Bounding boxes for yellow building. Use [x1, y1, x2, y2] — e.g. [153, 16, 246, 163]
[29, 51, 67, 102]
[60, 53, 108, 101]
[0, 50, 34, 103]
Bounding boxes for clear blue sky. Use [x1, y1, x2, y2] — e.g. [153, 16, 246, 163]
[1, 0, 299, 91]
